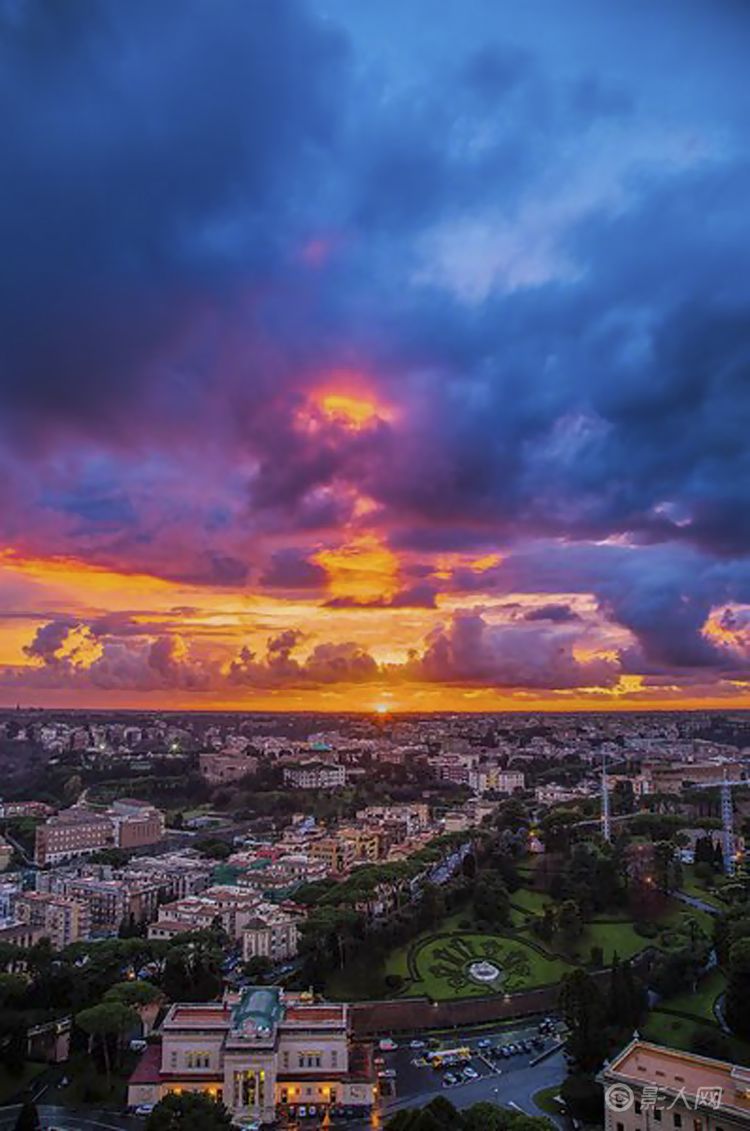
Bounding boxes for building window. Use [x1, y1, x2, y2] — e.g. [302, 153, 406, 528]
[636, 1101, 642, 1114]
[617, 1122, 624, 1131]
[655, 1111, 662, 1122]
[673, 1117, 682, 1129]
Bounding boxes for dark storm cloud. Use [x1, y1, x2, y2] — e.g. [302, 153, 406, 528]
[260, 549, 328, 590]
[0, 0, 348, 432]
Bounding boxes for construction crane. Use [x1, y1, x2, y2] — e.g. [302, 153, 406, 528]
[601, 749, 611, 844]
[600, 748, 630, 844]
[686, 771, 747, 876]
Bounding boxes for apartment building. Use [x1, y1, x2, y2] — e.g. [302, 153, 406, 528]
[242, 906, 300, 963]
[429, 753, 475, 784]
[108, 799, 165, 850]
[14, 892, 90, 948]
[0, 801, 53, 820]
[127, 986, 376, 1124]
[338, 827, 381, 863]
[34, 801, 164, 866]
[599, 1040, 750, 1131]
[355, 804, 430, 837]
[123, 852, 214, 900]
[282, 762, 346, 790]
[309, 836, 356, 876]
[148, 885, 264, 941]
[42, 872, 161, 933]
[35, 808, 114, 866]
[468, 767, 525, 795]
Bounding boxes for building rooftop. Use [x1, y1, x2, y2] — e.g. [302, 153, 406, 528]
[230, 986, 285, 1036]
[606, 1040, 750, 1117]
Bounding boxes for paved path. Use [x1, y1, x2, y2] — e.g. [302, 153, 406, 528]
[673, 890, 720, 916]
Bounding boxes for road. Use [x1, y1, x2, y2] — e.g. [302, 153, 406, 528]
[0, 1106, 144, 1130]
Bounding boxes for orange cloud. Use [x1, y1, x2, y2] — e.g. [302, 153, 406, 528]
[313, 534, 400, 603]
[295, 375, 395, 434]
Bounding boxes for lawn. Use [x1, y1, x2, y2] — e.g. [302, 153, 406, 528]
[679, 865, 724, 910]
[642, 964, 750, 1065]
[510, 888, 554, 916]
[534, 1085, 566, 1116]
[660, 967, 725, 1022]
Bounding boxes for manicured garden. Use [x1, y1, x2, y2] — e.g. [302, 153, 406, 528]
[325, 882, 711, 1002]
[395, 930, 571, 999]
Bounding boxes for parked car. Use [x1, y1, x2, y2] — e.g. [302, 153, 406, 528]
[463, 1066, 479, 1079]
[476, 1038, 492, 1049]
[410, 1039, 426, 1049]
[135, 1105, 154, 1116]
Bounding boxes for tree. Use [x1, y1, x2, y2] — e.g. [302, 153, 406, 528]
[557, 900, 584, 945]
[473, 873, 510, 929]
[559, 969, 606, 1071]
[75, 1001, 139, 1085]
[726, 938, 750, 1040]
[146, 1092, 233, 1130]
[14, 1100, 40, 1131]
[104, 980, 162, 1008]
[560, 1074, 603, 1123]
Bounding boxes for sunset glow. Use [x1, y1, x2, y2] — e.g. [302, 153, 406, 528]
[1, 0, 749, 713]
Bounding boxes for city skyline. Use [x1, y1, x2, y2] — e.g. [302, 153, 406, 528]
[3, 0, 750, 712]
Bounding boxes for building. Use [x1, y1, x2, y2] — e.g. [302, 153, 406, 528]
[148, 886, 265, 941]
[242, 906, 300, 964]
[0, 836, 13, 871]
[127, 986, 376, 1124]
[429, 753, 474, 785]
[339, 827, 381, 863]
[199, 751, 259, 785]
[14, 892, 90, 948]
[0, 800, 53, 820]
[282, 762, 346, 790]
[123, 852, 214, 900]
[107, 799, 164, 850]
[309, 836, 357, 876]
[468, 767, 525, 795]
[600, 1040, 750, 1131]
[41, 872, 161, 934]
[34, 801, 164, 866]
[642, 760, 747, 795]
[35, 808, 114, 867]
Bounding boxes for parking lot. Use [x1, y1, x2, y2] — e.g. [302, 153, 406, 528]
[373, 1016, 566, 1125]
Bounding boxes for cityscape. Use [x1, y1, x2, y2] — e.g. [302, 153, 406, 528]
[2, 0, 750, 1130]
[0, 709, 748, 1129]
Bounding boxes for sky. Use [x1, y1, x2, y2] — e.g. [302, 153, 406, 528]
[2, 0, 750, 712]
